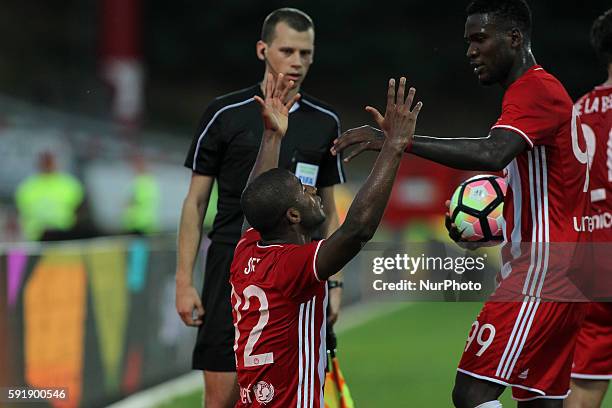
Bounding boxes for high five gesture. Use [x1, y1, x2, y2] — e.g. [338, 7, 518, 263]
[315, 77, 423, 280]
[372, 77, 423, 149]
[331, 77, 422, 161]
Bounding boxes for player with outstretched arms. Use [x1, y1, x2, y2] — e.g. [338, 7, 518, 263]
[230, 73, 421, 407]
[331, 1, 591, 406]
[566, 8, 612, 408]
[175, 9, 346, 407]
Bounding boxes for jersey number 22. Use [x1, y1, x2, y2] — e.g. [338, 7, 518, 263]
[232, 284, 274, 367]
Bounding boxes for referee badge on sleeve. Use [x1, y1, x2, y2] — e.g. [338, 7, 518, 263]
[296, 162, 319, 186]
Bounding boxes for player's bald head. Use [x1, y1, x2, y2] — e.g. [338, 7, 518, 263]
[241, 168, 302, 234]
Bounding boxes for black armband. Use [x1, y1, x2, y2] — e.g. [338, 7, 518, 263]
[328, 281, 344, 289]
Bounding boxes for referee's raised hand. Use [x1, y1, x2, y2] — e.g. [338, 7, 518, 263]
[254, 72, 301, 136]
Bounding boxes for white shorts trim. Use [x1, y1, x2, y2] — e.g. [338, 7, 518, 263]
[457, 368, 546, 396]
[512, 390, 571, 402]
[571, 373, 612, 380]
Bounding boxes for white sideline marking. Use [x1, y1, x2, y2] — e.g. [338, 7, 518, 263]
[333, 302, 410, 333]
[106, 302, 412, 408]
[105, 371, 202, 408]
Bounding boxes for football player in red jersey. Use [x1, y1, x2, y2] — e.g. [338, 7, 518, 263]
[566, 8, 612, 408]
[230, 72, 421, 407]
[331, 1, 592, 407]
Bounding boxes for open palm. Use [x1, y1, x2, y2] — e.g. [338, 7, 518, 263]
[254, 73, 301, 135]
[331, 78, 422, 162]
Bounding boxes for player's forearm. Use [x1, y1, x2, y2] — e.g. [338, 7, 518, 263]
[342, 141, 405, 242]
[410, 135, 505, 171]
[245, 130, 283, 187]
[323, 209, 344, 281]
[176, 199, 206, 287]
[365, 127, 504, 170]
[320, 187, 340, 239]
[322, 213, 339, 239]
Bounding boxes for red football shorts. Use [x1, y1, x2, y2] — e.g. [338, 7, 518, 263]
[458, 299, 586, 401]
[571, 302, 612, 380]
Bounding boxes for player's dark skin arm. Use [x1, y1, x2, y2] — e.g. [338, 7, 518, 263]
[412, 129, 527, 170]
[331, 125, 527, 171]
[240, 131, 282, 235]
[316, 78, 423, 281]
[241, 73, 300, 234]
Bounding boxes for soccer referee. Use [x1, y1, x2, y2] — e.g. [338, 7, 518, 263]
[175, 8, 346, 408]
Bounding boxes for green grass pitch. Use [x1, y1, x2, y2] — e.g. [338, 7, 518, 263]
[156, 302, 612, 407]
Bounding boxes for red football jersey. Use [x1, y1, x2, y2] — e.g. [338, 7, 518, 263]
[230, 228, 328, 408]
[575, 84, 612, 242]
[571, 85, 612, 380]
[491, 65, 591, 300]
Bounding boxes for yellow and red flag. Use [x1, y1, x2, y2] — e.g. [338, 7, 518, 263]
[324, 353, 355, 408]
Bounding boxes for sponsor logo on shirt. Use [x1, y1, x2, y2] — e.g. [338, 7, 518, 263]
[254, 381, 275, 404]
[573, 212, 612, 232]
[240, 385, 253, 404]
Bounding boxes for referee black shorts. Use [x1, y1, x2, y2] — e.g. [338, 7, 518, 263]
[192, 241, 236, 372]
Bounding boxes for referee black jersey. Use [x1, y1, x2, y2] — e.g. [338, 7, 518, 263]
[184, 84, 346, 245]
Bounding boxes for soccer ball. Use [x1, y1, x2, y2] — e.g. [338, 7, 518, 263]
[449, 174, 507, 242]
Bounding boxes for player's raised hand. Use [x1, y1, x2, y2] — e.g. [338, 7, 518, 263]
[254, 72, 301, 136]
[379, 77, 423, 149]
[331, 77, 422, 161]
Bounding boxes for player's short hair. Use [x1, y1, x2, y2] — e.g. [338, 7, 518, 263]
[591, 8, 612, 65]
[241, 168, 301, 235]
[466, 0, 532, 38]
[261, 8, 314, 43]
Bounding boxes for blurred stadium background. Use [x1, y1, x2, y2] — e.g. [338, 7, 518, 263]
[1, 0, 611, 407]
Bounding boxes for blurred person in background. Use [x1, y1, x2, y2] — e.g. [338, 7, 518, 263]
[175, 8, 346, 408]
[122, 154, 160, 235]
[15, 150, 84, 241]
[567, 8, 612, 408]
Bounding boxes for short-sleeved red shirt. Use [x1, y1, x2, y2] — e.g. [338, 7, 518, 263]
[230, 228, 327, 407]
[491, 65, 591, 300]
[493, 65, 590, 244]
